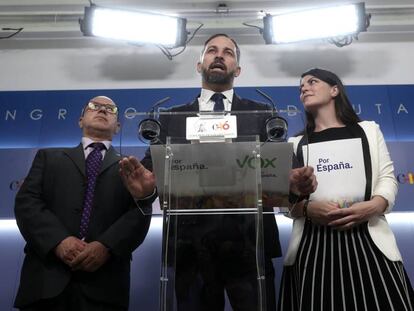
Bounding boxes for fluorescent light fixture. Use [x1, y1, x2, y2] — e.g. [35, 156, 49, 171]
[263, 2, 369, 44]
[80, 5, 187, 47]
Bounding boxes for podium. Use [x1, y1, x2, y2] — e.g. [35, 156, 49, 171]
[124, 110, 293, 311]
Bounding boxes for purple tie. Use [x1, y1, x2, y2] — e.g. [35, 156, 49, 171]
[79, 142, 105, 239]
[211, 93, 225, 111]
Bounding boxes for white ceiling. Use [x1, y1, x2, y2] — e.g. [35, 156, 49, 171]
[0, 0, 413, 45]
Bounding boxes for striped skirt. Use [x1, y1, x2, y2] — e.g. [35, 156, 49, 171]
[278, 220, 414, 311]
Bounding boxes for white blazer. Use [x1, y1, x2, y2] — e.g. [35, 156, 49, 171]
[284, 121, 402, 265]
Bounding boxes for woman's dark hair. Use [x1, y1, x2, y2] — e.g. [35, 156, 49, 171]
[299, 68, 361, 135]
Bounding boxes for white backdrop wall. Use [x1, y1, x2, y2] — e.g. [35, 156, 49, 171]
[1, 41, 414, 91]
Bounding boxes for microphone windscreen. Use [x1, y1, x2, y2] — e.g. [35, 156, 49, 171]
[138, 119, 161, 142]
[266, 117, 287, 141]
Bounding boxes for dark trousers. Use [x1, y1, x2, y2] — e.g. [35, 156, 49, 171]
[175, 256, 276, 311]
[19, 280, 127, 311]
[173, 214, 277, 311]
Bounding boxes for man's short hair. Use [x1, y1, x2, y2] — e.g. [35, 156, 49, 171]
[201, 33, 240, 63]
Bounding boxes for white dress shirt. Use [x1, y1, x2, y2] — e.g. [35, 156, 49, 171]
[81, 137, 111, 159]
[198, 89, 234, 111]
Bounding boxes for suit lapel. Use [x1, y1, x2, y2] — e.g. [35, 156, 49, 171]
[171, 98, 199, 139]
[187, 98, 200, 111]
[231, 93, 243, 111]
[64, 144, 121, 177]
[231, 94, 245, 134]
[100, 146, 121, 175]
[64, 144, 86, 176]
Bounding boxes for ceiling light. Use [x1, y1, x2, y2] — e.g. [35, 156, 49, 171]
[80, 4, 187, 47]
[263, 3, 370, 46]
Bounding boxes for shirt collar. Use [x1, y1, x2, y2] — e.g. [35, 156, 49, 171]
[82, 137, 111, 150]
[198, 89, 234, 111]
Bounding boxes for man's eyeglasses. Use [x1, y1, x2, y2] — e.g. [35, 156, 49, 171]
[86, 102, 118, 114]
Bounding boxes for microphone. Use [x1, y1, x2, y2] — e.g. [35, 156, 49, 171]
[256, 89, 277, 112]
[150, 96, 171, 113]
[255, 89, 288, 142]
[138, 97, 171, 143]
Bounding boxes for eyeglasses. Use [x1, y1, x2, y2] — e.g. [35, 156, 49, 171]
[86, 102, 118, 114]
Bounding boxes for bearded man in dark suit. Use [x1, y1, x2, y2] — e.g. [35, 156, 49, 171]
[140, 34, 317, 311]
[14, 96, 155, 311]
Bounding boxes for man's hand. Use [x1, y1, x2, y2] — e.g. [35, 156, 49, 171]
[54, 236, 86, 266]
[119, 156, 156, 199]
[70, 241, 110, 272]
[290, 166, 317, 196]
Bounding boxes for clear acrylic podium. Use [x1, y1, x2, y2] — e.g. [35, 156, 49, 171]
[123, 110, 293, 311]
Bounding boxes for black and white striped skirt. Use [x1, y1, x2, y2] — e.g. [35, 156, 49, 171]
[278, 220, 414, 311]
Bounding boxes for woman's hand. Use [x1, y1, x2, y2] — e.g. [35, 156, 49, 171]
[326, 196, 388, 230]
[306, 200, 342, 226]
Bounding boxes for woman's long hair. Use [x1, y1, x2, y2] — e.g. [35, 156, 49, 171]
[299, 68, 361, 136]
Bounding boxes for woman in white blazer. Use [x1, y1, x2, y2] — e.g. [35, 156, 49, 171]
[278, 68, 414, 311]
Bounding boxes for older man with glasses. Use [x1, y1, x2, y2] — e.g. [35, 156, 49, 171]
[14, 95, 155, 311]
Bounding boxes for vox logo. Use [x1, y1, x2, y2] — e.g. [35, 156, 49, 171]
[236, 156, 277, 169]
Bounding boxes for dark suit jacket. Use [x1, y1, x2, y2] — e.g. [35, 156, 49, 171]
[142, 93, 282, 258]
[14, 144, 152, 308]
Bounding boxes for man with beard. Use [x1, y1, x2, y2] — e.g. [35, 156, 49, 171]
[140, 34, 316, 311]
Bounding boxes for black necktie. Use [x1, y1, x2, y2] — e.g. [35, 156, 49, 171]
[211, 93, 225, 112]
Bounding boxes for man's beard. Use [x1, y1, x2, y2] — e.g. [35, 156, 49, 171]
[201, 67, 234, 85]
